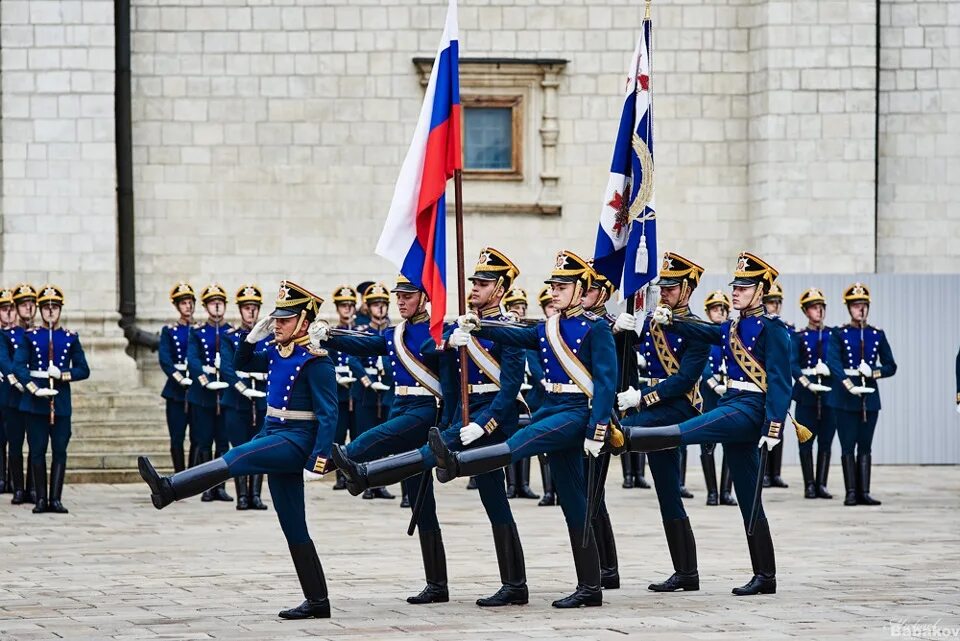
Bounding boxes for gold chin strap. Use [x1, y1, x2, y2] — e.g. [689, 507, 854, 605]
[570, 281, 584, 309]
[292, 309, 307, 336]
[679, 280, 690, 303]
[748, 285, 763, 310]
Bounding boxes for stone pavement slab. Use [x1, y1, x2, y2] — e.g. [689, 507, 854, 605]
[0, 465, 958, 640]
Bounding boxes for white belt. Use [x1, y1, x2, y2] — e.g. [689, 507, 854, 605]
[364, 367, 379, 376]
[468, 383, 499, 394]
[335, 366, 351, 375]
[843, 369, 862, 377]
[235, 371, 267, 381]
[728, 380, 763, 393]
[801, 368, 816, 376]
[394, 385, 434, 397]
[545, 382, 585, 395]
[175, 363, 188, 372]
[266, 406, 315, 421]
[29, 371, 49, 379]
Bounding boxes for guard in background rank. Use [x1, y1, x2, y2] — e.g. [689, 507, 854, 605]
[761, 281, 789, 489]
[0, 288, 18, 495]
[503, 292, 540, 501]
[353, 281, 375, 327]
[3, 285, 35, 503]
[826, 283, 897, 506]
[351, 282, 396, 500]
[187, 284, 232, 502]
[614, 252, 710, 592]
[13, 284, 39, 503]
[621, 252, 794, 596]
[14, 285, 90, 513]
[699, 290, 737, 507]
[139, 281, 337, 619]
[158, 282, 196, 473]
[533, 285, 558, 506]
[220, 285, 270, 510]
[429, 250, 617, 609]
[329, 285, 360, 492]
[792, 288, 835, 499]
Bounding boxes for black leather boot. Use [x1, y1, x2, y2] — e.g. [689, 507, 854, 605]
[635, 453, 651, 488]
[679, 447, 693, 499]
[552, 528, 602, 608]
[768, 445, 788, 488]
[198, 450, 216, 502]
[465, 476, 478, 490]
[170, 447, 185, 473]
[720, 454, 737, 505]
[701, 451, 718, 506]
[188, 442, 199, 468]
[476, 523, 528, 607]
[31, 461, 48, 513]
[505, 460, 518, 498]
[430, 428, 511, 483]
[537, 456, 556, 506]
[732, 518, 777, 595]
[648, 517, 700, 592]
[371, 486, 395, 499]
[815, 449, 833, 499]
[278, 540, 330, 619]
[620, 451, 635, 488]
[25, 463, 35, 504]
[333, 444, 423, 497]
[332, 469, 347, 491]
[10, 453, 25, 504]
[0, 447, 7, 494]
[138, 455, 231, 510]
[841, 454, 857, 506]
[48, 461, 69, 514]
[235, 476, 250, 510]
[800, 449, 816, 499]
[211, 479, 233, 502]
[515, 459, 539, 499]
[400, 490, 410, 507]
[249, 475, 268, 510]
[592, 509, 620, 589]
[407, 529, 449, 604]
[625, 424, 682, 453]
[856, 453, 881, 505]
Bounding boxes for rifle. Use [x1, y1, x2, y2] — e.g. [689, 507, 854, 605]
[214, 319, 222, 417]
[48, 318, 55, 426]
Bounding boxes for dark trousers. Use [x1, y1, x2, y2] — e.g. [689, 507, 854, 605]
[795, 403, 836, 455]
[225, 406, 265, 449]
[165, 399, 191, 448]
[353, 400, 388, 438]
[622, 403, 693, 521]
[26, 414, 71, 466]
[223, 434, 311, 544]
[191, 404, 229, 454]
[834, 409, 878, 456]
[334, 400, 354, 445]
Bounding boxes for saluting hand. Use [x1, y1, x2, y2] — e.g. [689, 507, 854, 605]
[246, 317, 274, 344]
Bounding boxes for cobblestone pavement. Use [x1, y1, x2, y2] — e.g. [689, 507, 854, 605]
[1, 465, 958, 640]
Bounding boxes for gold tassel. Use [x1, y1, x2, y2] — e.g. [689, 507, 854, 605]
[791, 412, 814, 443]
[609, 424, 625, 449]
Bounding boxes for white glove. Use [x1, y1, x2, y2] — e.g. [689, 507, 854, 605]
[613, 312, 636, 333]
[814, 360, 830, 377]
[370, 381, 390, 392]
[617, 386, 641, 411]
[758, 436, 780, 451]
[303, 469, 323, 482]
[34, 388, 59, 398]
[178, 377, 193, 387]
[175, 363, 188, 372]
[714, 384, 728, 396]
[583, 438, 603, 458]
[850, 386, 875, 396]
[242, 388, 266, 399]
[205, 381, 228, 391]
[337, 376, 356, 388]
[460, 422, 485, 446]
[457, 312, 481, 333]
[247, 371, 267, 381]
[637, 354, 647, 370]
[47, 364, 62, 380]
[520, 383, 532, 391]
[202, 365, 216, 375]
[808, 383, 832, 393]
[448, 327, 471, 347]
[652, 305, 673, 325]
[214, 353, 221, 370]
[246, 317, 274, 343]
[307, 319, 329, 345]
[857, 361, 873, 378]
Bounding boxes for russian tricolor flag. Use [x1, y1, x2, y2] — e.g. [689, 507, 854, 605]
[376, 0, 461, 346]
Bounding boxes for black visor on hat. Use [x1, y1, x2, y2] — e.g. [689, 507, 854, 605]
[655, 276, 682, 287]
[544, 274, 579, 285]
[391, 283, 421, 294]
[469, 271, 500, 282]
[269, 308, 299, 319]
[729, 277, 760, 287]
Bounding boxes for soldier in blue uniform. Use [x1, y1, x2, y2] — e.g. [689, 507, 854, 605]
[792, 288, 835, 499]
[826, 282, 897, 506]
[502, 297, 540, 502]
[158, 282, 196, 472]
[139, 280, 337, 619]
[620, 252, 792, 596]
[14, 285, 90, 514]
[614, 252, 710, 592]
[187, 284, 233, 502]
[2, 285, 34, 503]
[334, 248, 532, 607]
[328, 285, 360, 492]
[10, 284, 39, 503]
[761, 281, 790, 489]
[312, 274, 446, 604]
[353, 280, 375, 327]
[0, 287, 17, 495]
[219, 285, 270, 510]
[699, 290, 737, 506]
[428, 250, 616, 609]
[530, 286, 558, 506]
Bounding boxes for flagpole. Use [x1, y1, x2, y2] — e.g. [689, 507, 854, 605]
[453, 169, 470, 424]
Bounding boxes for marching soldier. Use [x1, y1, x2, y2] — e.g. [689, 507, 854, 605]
[158, 283, 196, 472]
[139, 280, 337, 619]
[700, 290, 737, 507]
[329, 285, 360, 492]
[614, 252, 710, 592]
[792, 288, 835, 499]
[0, 288, 18, 495]
[187, 284, 232, 502]
[5, 284, 38, 504]
[219, 285, 270, 510]
[351, 283, 396, 500]
[826, 282, 897, 506]
[761, 281, 789, 489]
[621, 252, 792, 596]
[14, 285, 90, 513]
[532, 286, 557, 506]
[429, 250, 616, 609]
[313, 275, 446, 604]
[334, 248, 532, 607]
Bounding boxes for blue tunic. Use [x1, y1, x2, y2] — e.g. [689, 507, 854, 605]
[186, 322, 232, 408]
[219, 327, 270, 412]
[790, 326, 833, 407]
[825, 324, 897, 412]
[158, 323, 191, 402]
[14, 327, 90, 417]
